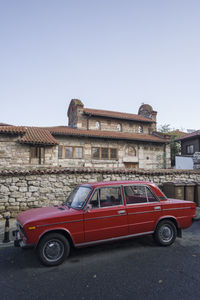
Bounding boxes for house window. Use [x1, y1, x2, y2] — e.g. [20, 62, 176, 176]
[30, 146, 45, 164]
[186, 145, 194, 154]
[117, 124, 122, 131]
[96, 121, 100, 130]
[58, 146, 63, 159]
[75, 147, 83, 159]
[102, 148, 109, 159]
[92, 147, 117, 160]
[92, 148, 100, 159]
[138, 126, 143, 133]
[65, 147, 73, 158]
[60, 146, 83, 159]
[110, 148, 117, 159]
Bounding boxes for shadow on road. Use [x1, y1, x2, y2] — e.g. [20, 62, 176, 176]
[0, 234, 157, 269]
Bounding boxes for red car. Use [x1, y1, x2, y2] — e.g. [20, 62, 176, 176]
[14, 181, 196, 266]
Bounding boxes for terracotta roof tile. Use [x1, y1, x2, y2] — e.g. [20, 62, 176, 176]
[0, 123, 12, 126]
[83, 108, 154, 123]
[0, 126, 26, 134]
[0, 126, 58, 145]
[19, 127, 58, 145]
[45, 126, 167, 143]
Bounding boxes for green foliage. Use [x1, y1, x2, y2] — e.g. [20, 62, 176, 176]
[158, 124, 171, 133]
[158, 124, 181, 167]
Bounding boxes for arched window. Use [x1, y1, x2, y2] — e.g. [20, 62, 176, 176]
[138, 126, 143, 133]
[117, 123, 122, 131]
[96, 121, 100, 130]
[128, 147, 136, 156]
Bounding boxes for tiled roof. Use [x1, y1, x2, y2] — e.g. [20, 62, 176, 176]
[0, 126, 58, 145]
[0, 125, 167, 145]
[0, 123, 12, 126]
[83, 108, 154, 123]
[19, 127, 58, 145]
[0, 126, 26, 134]
[178, 130, 200, 141]
[46, 126, 167, 143]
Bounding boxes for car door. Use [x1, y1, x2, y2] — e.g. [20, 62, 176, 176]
[84, 186, 128, 243]
[123, 184, 161, 235]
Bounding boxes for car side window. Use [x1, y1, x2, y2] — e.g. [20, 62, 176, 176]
[124, 185, 147, 204]
[89, 190, 99, 208]
[89, 187, 122, 208]
[146, 188, 159, 202]
[124, 185, 158, 204]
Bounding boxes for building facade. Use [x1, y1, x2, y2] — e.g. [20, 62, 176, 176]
[175, 130, 200, 170]
[0, 100, 170, 169]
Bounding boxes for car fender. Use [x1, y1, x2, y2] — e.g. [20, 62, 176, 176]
[155, 215, 180, 229]
[36, 227, 75, 247]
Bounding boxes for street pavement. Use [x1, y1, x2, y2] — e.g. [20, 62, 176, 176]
[0, 213, 200, 299]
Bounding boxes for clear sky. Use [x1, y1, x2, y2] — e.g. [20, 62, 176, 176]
[0, 0, 200, 131]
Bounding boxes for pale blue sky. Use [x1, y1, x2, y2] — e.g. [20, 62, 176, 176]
[0, 0, 200, 131]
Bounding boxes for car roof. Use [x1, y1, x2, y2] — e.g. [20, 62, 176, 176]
[82, 180, 155, 189]
[80, 180, 166, 199]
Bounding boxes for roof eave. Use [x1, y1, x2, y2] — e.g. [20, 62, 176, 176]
[51, 131, 166, 143]
[83, 112, 154, 123]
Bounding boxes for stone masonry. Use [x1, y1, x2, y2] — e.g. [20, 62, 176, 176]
[0, 167, 200, 219]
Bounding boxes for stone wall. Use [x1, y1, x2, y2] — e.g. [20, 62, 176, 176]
[0, 167, 200, 219]
[57, 136, 170, 169]
[0, 134, 58, 168]
[0, 135, 30, 167]
[0, 133, 170, 170]
[87, 117, 151, 134]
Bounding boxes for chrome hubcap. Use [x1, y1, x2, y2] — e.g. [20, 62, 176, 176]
[160, 225, 173, 242]
[43, 239, 64, 262]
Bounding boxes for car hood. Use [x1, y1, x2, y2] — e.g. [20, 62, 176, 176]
[17, 205, 82, 227]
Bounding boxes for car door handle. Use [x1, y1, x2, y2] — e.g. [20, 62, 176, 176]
[117, 210, 126, 214]
[154, 206, 161, 210]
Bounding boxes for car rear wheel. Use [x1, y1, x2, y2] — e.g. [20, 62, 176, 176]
[154, 220, 177, 246]
[37, 233, 70, 266]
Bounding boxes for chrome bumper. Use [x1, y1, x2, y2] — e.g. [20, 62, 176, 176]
[12, 230, 34, 249]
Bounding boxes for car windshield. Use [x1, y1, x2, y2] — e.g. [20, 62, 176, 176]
[65, 186, 91, 209]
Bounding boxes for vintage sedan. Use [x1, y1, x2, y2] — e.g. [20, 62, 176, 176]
[14, 181, 196, 266]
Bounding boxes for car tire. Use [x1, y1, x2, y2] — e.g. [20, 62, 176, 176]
[37, 233, 70, 266]
[154, 220, 177, 246]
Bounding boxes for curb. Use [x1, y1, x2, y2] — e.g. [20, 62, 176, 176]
[0, 241, 14, 249]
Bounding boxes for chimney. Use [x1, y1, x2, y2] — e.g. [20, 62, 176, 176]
[67, 99, 84, 128]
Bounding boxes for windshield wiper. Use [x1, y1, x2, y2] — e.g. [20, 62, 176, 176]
[65, 202, 71, 208]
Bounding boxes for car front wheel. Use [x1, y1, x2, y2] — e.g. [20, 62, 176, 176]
[154, 220, 177, 246]
[37, 233, 70, 266]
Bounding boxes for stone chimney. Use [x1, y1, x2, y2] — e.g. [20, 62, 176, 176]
[67, 99, 84, 129]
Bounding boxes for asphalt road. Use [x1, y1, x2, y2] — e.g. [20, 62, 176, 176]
[0, 222, 200, 300]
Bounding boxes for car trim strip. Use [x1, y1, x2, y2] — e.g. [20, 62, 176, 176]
[128, 210, 158, 215]
[84, 213, 127, 222]
[36, 219, 83, 228]
[163, 207, 193, 212]
[75, 231, 154, 247]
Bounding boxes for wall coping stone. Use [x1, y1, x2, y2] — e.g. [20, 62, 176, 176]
[0, 167, 198, 177]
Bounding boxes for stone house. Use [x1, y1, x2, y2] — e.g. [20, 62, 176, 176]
[0, 99, 170, 169]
